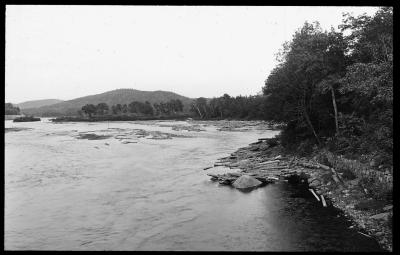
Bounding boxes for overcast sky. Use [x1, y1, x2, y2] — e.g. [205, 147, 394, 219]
[6, 5, 379, 103]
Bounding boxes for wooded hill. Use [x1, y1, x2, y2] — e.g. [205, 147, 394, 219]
[21, 89, 194, 117]
[17, 99, 63, 109]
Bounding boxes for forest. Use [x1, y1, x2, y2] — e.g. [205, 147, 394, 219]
[192, 8, 392, 166]
[4, 103, 21, 115]
[78, 99, 185, 118]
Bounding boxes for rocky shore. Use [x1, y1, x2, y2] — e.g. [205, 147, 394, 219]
[204, 137, 393, 251]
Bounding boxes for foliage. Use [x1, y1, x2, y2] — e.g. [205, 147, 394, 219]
[261, 8, 392, 166]
[190, 94, 267, 120]
[80, 99, 184, 118]
[5, 103, 21, 115]
[81, 104, 96, 117]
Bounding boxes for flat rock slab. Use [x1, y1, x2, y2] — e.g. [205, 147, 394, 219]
[232, 175, 262, 190]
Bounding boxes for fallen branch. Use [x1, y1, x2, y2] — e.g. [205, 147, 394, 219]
[288, 157, 296, 168]
[309, 189, 320, 201]
[321, 195, 327, 207]
[316, 163, 331, 170]
[254, 166, 287, 170]
[258, 160, 281, 165]
[357, 231, 372, 238]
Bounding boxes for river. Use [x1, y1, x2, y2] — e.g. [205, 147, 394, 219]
[4, 119, 383, 251]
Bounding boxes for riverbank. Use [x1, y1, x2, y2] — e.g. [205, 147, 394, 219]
[204, 137, 392, 251]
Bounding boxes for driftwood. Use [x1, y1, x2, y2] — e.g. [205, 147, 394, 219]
[321, 195, 327, 207]
[297, 162, 319, 169]
[203, 166, 213, 170]
[330, 168, 344, 184]
[316, 163, 331, 170]
[358, 231, 372, 238]
[253, 165, 287, 170]
[332, 174, 340, 183]
[214, 163, 229, 167]
[309, 189, 320, 201]
[258, 160, 281, 165]
[288, 157, 296, 168]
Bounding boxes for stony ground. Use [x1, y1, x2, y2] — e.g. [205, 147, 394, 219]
[204, 137, 393, 252]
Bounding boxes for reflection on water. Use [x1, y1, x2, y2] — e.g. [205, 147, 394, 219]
[5, 119, 382, 251]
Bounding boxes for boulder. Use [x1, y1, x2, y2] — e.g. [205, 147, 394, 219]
[232, 175, 262, 189]
[370, 212, 390, 221]
[383, 205, 393, 211]
[309, 179, 321, 188]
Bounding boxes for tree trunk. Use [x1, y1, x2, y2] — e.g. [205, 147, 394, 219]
[302, 91, 321, 146]
[330, 85, 339, 135]
[194, 105, 203, 119]
[303, 108, 321, 146]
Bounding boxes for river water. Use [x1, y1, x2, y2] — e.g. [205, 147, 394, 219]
[5, 119, 383, 251]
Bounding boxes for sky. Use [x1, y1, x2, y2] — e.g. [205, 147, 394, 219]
[5, 5, 379, 103]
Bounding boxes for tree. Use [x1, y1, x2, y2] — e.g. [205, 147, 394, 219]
[81, 104, 96, 118]
[111, 104, 122, 115]
[5, 103, 20, 115]
[96, 103, 109, 115]
[263, 22, 348, 145]
[191, 97, 208, 118]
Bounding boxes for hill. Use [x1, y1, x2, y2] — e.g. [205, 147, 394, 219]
[21, 89, 194, 117]
[17, 99, 63, 109]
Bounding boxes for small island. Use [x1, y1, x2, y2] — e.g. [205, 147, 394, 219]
[13, 116, 41, 122]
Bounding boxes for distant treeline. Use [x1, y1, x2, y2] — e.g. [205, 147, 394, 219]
[5, 103, 21, 115]
[190, 94, 267, 120]
[79, 99, 184, 117]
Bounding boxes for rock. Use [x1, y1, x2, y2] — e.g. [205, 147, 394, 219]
[349, 178, 360, 186]
[309, 179, 321, 188]
[370, 212, 390, 221]
[355, 199, 387, 211]
[232, 175, 262, 189]
[383, 205, 393, 211]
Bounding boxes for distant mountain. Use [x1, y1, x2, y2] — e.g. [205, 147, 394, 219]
[18, 99, 63, 109]
[21, 89, 194, 117]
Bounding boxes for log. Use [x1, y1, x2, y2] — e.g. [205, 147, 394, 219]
[254, 166, 287, 170]
[297, 162, 318, 169]
[321, 195, 327, 207]
[258, 160, 281, 165]
[316, 163, 331, 170]
[309, 189, 320, 201]
[214, 163, 228, 167]
[357, 231, 372, 238]
[288, 157, 295, 168]
[203, 166, 213, 170]
[332, 174, 340, 183]
[207, 173, 219, 178]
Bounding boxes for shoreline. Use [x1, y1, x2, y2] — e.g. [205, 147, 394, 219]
[205, 136, 392, 252]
